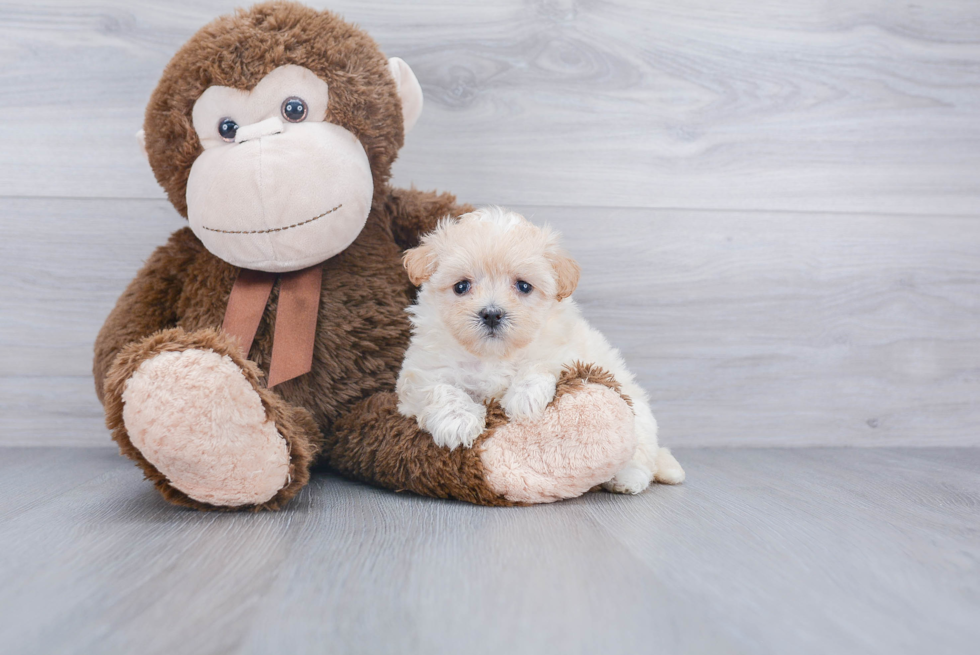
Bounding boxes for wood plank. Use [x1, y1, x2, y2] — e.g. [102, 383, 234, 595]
[235, 476, 729, 655]
[0, 377, 109, 446]
[0, 447, 127, 521]
[0, 456, 307, 655]
[1, 1, 979, 214]
[0, 447, 976, 654]
[0, 198, 184, 379]
[3, 198, 978, 447]
[580, 448, 980, 654]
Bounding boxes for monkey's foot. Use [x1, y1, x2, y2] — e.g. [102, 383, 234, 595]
[105, 328, 318, 510]
[480, 364, 637, 504]
[122, 348, 290, 506]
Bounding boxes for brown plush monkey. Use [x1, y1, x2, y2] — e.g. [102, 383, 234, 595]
[94, 2, 637, 511]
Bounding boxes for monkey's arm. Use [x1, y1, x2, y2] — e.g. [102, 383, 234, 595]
[322, 365, 638, 506]
[385, 187, 474, 250]
[93, 228, 201, 404]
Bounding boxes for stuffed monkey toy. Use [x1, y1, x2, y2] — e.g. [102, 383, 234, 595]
[93, 2, 638, 510]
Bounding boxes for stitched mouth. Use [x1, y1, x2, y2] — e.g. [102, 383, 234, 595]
[202, 203, 343, 235]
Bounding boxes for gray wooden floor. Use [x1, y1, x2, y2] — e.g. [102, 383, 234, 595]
[0, 447, 977, 655]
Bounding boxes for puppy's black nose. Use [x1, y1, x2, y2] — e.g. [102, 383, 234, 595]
[479, 307, 505, 329]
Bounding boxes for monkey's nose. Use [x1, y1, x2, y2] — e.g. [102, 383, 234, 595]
[235, 116, 284, 144]
[479, 307, 505, 329]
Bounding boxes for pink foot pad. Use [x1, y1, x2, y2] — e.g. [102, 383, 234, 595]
[480, 383, 637, 503]
[122, 349, 290, 507]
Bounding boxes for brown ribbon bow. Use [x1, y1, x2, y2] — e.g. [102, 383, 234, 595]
[222, 265, 323, 388]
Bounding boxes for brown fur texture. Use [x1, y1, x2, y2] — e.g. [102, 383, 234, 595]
[555, 362, 634, 409]
[385, 187, 473, 250]
[323, 364, 636, 505]
[324, 393, 515, 506]
[94, 2, 629, 510]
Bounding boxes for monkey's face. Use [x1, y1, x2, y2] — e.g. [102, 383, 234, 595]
[143, 5, 423, 271]
[184, 65, 373, 272]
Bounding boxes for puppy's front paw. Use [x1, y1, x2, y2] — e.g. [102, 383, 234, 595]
[426, 402, 487, 450]
[602, 461, 653, 495]
[502, 373, 557, 419]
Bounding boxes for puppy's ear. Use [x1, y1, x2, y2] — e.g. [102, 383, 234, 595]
[547, 248, 580, 301]
[403, 243, 437, 285]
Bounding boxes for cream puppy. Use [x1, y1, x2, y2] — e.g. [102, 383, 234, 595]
[396, 207, 684, 493]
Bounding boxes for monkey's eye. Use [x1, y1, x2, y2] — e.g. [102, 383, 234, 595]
[516, 280, 533, 294]
[281, 97, 308, 123]
[453, 280, 471, 295]
[218, 118, 239, 142]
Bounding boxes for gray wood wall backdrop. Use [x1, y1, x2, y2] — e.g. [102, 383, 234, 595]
[1, 0, 978, 447]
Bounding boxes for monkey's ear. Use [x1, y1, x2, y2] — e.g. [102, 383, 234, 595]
[548, 248, 581, 301]
[135, 129, 148, 160]
[388, 57, 423, 134]
[403, 243, 437, 285]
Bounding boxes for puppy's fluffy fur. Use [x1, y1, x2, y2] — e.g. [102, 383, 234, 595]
[396, 207, 684, 493]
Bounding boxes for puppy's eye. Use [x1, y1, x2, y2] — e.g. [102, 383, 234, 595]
[281, 97, 308, 123]
[516, 280, 533, 294]
[218, 118, 239, 142]
[453, 280, 471, 295]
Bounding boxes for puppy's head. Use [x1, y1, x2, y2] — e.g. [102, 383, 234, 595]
[403, 206, 580, 358]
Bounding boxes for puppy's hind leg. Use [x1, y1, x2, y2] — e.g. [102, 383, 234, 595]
[603, 459, 654, 495]
[604, 447, 685, 493]
[653, 447, 685, 484]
